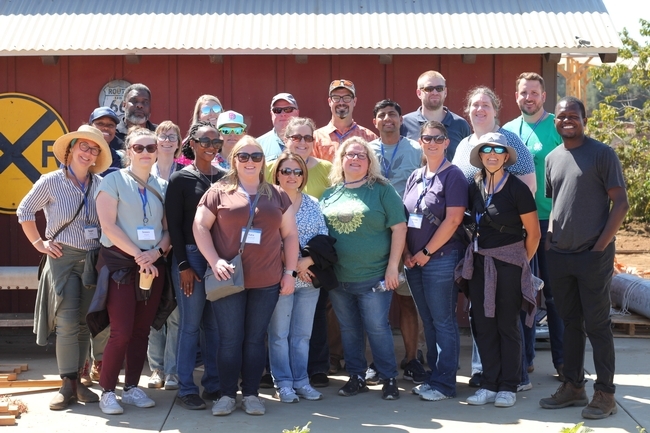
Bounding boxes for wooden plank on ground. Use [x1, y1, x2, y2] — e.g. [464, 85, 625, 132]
[0, 415, 16, 426]
[0, 367, 21, 374]
[0, 379, 62, 388]
[0, 402, 7, 412]
[612, 312, 650, 338]
[0, 374, 17, 381]
[0, 364, 29, 371]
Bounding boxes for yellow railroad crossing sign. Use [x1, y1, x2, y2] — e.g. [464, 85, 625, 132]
[0, 93, 68, 214]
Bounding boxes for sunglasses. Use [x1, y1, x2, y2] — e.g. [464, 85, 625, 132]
[330, 95, 354, 103]
[77, 141, 102, 156]
[420, 135, 447, 144]
[219, 127, 245, 135]
[272, 107, 297, 114]
[193, 137, 224, 148]
[279, 167, 304, 177]
[420, 85, 446, 93]
[200, 105, 222, 116]
[131, 144, 158, 154]
[479, 145, 507, 154]
[157, 133, 178, 142]
[289, 134, 314, 143]
[344, 152, 367, 160]
[235, 152, 264, 163]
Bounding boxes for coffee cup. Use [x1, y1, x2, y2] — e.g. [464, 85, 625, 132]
[140, 272, 155, 290]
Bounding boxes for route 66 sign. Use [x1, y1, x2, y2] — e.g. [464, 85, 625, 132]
[98, 80, 131, 117]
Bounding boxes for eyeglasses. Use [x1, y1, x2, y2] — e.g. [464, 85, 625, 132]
[235, 152, 264, 163]
[131, 144, 158, 153]
[272, 107, 297, 114]
[344, 152, 367, 160]
[420, 85, 446, 93]
[420, 135, 447, 144]
[219, 127, 245, 135]
[200, 105, 222, 116]
[289, 134, 314, 143]
[479, 145, 507, 154]
[157, 133, 178, 142]
[279, 167, 304, 177]
[193, 137, 224, 149]
[92, 121, 116, 130]
[78, 141, 102, 156]
[330, 95, 354, 103]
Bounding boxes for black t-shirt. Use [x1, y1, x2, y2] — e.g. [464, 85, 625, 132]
[469, 174, 537, 249]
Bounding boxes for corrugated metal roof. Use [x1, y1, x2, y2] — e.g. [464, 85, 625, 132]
[0, 0, 621, 56]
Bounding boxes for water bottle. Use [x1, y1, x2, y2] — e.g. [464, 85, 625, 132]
[372, 274, 406, 292]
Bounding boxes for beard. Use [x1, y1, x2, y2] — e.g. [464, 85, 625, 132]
[519, 102, 543, 117]
[335, 105, 350, 119]
[126, 112, 147, 125]
[423, 98, 443, 111]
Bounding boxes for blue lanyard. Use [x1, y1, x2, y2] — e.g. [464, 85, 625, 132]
[519, 111, 546, 146]
[155, 162, 175, 179]
[138, 187, 149, 224]
[239, 184, 256, 218]
[475, 173, 508, 226]
[67, 166, 90, 223]
[413, 158, 446, 213]
[380, 139, 400, 179]
[333, 123, 358, 142]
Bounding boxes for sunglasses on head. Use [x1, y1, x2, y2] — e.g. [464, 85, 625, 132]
[272, 107, 297, 114]
[479, 145, 507, 154]
[279, 167, 304, 177]
[193, 137, 224, 149]
[77, 141, 102, 156]
[200, 105, 222, 116]
[157, 133, 178, 142]
[420, 134, 447, 144]
[219, 127, 245, 135]
[289, 134, 314, 143]
[131, 144, 158, 154]
[236, 152, 264, 163]
[420, 85, 446, 93]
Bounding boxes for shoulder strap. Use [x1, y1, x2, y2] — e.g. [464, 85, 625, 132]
[50, 173, 93, 241]
[127, 170, 164, 204]
[238, 193, 261, 254]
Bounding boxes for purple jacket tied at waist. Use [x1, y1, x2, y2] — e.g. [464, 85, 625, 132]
[454, 240, 537, 327]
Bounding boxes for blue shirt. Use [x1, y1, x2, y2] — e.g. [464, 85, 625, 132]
[401, 106, 470, 161]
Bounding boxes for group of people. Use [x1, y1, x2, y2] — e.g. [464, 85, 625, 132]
[17, 71, 627, 421]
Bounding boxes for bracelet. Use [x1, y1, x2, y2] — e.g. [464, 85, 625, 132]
[31, 238, 42, 245]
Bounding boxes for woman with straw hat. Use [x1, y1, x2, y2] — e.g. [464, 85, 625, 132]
[17, 125, 110, 410]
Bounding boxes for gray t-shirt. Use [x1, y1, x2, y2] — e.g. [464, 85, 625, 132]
[369, 136, 423, 197]
[545, 137, 626, 253]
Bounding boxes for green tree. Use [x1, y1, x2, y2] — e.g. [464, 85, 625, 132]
[589, 19, 650, 221]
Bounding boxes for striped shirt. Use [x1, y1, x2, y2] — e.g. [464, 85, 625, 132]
[17, 170, 102, 251]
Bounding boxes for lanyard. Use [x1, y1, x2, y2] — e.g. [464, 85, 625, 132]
[239, 184, 256, 218]
[475, 173, 508, 226]
[67, 166, 90, 223]
[519, 111, 546, 146]
[414, 158, 446, 213]
[322, 176, 368, 210]
[155, 162, 175, 180]
[333, 123, 358, 142]
[380, 139, 401, 179]
[138, 187, 149, 224]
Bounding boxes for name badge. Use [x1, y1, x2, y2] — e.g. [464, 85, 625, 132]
[84, 225, 99, 240]
[137, 226, 156, 241]
[408, 213, 423, 229]
[241, 228, 262, 244]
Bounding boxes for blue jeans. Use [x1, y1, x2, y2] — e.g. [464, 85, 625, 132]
[328, 278, 398, 380]
[268, 284, 320, 388]
[174, 246, 220, 397]
[147, 306, 179, 375]
[406, 251, 459, 397]
[211, 284, 280, 398]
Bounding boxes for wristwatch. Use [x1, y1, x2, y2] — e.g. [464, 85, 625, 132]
[284, 269, 297, 278]
[422, 247, 432, 257]
[157, 247, 165, 257]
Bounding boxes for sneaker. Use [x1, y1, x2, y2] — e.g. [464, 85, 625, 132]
[122, 387, 155, 408]
[581, 390, 617, 419]
[310, 373, 329, 388]
[419, 387, 451, 402]
[164, 374, 179, 390]
[517, 382, 533, 392]
[403, 359, 429, 384]
[365, 363, 380, 385]
[259, 373, 274, 389]
[296, 384, 323, 401]
[338, 375, 369, 396]
[90, 360, 102, 381]
[275, 387, 299, 403]
[539, 382, 588, 409]
[382, 378, 400, 400]
[494, 391, 516, 407]
[178, 393, 206, 410]
[148, 369, 164, 389]
[80, 360, 93, 386]
[411, 383, 432, 396]
[212, 396, 236, 416]
[242, 395, 266, 415]
[202, 389, 222, 401]
[466, 388, 497, 406]
[468, 372, 482, 388]
[99, 391, 123, 415]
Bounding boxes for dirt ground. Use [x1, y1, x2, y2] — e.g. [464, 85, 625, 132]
[615, 221, 650, 276]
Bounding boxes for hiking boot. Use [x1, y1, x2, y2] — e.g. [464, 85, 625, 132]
[275, 387, 299, 403]
[147, 369, 164, 388]
[80, 360, 92, 386]
[338, 375, 369, 396]
[122, 386, 155, 408]
[49, 377, 76, 410]
[403, 359, 429, 384]
[310, 373, 329, 388]
[539, 382, 588, 409]
[365, 363, 380, 385]
[99, 391, 123, 415]
[178, 393, 206, 410]
[90, 360, 102, 381]
[296, 384, 323, 401]
[75, 379, 99, 403]
[581, 390, 617, 419]
[467, 388, 497, 405]
[242, 395, 265, 415]
[212, 396, 236, 416]
[381, 377, 400, 400]
[494, 391, 516, 407]
[556, 364, 565, 382]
